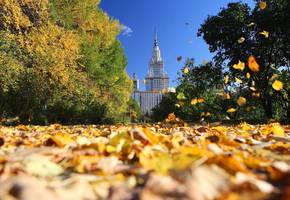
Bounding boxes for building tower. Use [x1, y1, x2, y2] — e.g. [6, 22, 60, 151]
[131, 30, 170, 114]
[132, 73, 139, 91]
[145, 30, 169, 91]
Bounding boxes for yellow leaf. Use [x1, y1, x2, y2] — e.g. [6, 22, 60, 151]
[50, 132, 74, 147]
[223, 93, 231, 100]
[227, 108, 237, 113]
[237, 97, 247, 106]
[167, 113, 176, 122]
[183, 67, 189, 74]
[269, 74, 279, 82]
[246, 72, 251, 79]
[235, 77, 243, 84]
[248, 56, 260, 72]
[143, 128, 160, 144]
[205, 112, 211, 117]
[259, 1, 267, 10]
[260, 30, 269, 38]
[224, 75, 229, 84]
[197, 97, 205, 103]
[252, 92, 261, 98]
[139, 148, 172, 175]
[272, 80, 283, 91]
[233, 60, 245, 71]
[238, 37, 245, 44]
[191, 98, 198, 105]
[247, 22, 256, 27]
[175, 103, 181, 108]
[250, 87, 256, 91]
[271, 124, 286, 137]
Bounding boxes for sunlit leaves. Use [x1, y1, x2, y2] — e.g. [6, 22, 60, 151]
[233, 60, 245, 71]
[0, 122, 289, 199]
[272, 80, 283, 91]
[191, 98, 205, 106]
[248, 56, 260, 72]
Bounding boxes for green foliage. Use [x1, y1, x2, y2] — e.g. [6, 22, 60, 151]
[0, 0, 132, 124]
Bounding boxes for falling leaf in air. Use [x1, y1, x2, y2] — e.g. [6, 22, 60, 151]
[272, 80, 283, 91]
[235, 77, 243, 84]
[224, 75, 230, 84]
[248, 56, 260, 72]
[227, 108, 237, 113]
[247, 22, 256, 27]
[259, 1, 267, 10]
[260, 30, 269, 38]
[183, 67, 189, 74]
[233, 60, 245, 71]
[238, 37, 245, 44]
[237, 97, 247, 106]
[177, 56, 182, 62]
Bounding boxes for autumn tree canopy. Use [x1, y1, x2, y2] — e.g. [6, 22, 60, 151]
[0, 0, 133, 124]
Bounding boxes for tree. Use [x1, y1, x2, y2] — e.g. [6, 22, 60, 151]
[198, 0, 290, 120]
[152, 59, 226, 122]
[0, 0, 132, 124]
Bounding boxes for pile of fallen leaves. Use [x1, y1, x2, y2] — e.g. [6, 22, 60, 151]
[0, 121, 289, 200]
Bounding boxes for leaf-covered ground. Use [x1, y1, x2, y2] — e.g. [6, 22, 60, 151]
[0, 122, 289, 200]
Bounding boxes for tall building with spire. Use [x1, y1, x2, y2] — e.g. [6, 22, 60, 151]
[132, 30, 169, 114]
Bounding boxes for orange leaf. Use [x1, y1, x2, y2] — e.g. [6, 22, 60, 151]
[248, 56, 260, 72]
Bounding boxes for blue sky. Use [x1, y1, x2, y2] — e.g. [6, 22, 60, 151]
[100, 0, 255, 88]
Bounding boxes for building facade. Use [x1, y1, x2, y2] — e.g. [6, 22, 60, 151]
[132, 31, 169, 114]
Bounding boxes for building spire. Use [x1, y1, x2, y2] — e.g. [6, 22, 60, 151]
[154, 28, 158, 47]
